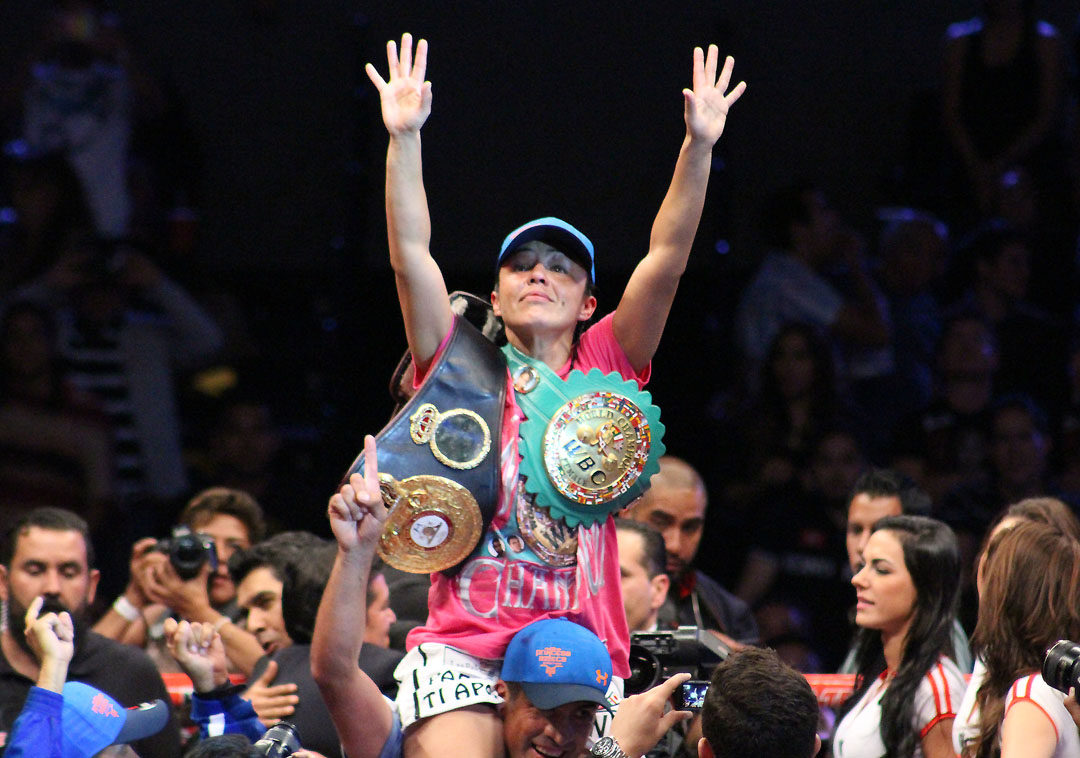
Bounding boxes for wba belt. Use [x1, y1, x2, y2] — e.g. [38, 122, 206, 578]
[341, 317, 504, 574]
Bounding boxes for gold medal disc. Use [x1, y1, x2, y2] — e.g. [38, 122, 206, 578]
[377, 474, 483, 573]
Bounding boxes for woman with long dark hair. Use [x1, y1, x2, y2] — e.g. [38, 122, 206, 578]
[832, 515, 965, 758]
[960, 519, 1080, 757]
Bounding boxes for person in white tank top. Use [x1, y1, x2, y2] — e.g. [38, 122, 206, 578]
[831, 515, 965, 758]
[959, 518, 1080, 758]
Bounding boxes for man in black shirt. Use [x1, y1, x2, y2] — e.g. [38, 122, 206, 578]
[0, 507, 180, 756]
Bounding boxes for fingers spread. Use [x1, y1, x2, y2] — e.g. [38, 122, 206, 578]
[365, 63, 387, 90]
[704, 44, 719, 86]
[400, 33, 413, 77]
[414, 38, 429, 84]
[692, 47, 705, 93]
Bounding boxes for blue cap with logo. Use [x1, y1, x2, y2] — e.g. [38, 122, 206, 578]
[500, 618, 613, 713]
[61, 681, 169, 758]
[497, 217, 596, 283]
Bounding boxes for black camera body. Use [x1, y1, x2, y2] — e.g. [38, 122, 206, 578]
[625, 626, 730, 695]
[1043, 640, 1080, 695]
[254, 722, 302, 758]
[154, 526, 217, 580]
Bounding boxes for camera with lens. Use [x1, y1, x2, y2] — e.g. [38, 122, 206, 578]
[624, 626, 730, 695]
[154, 526, 217, 580]
[1043, 640, 1080, 695]
[254, 722, 302, 758]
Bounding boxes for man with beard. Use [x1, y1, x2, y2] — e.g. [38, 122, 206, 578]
[623, 456, 759, 647]
[0, 507, 179, 756]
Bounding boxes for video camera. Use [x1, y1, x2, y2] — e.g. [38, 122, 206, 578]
[1043, 640, 1080, 695]
[153, 526, 217, 580]
[624, 626, 729, 695]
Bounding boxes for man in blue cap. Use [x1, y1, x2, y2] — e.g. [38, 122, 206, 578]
[313, 437, 694, 758]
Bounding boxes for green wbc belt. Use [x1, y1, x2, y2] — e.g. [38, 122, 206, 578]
[503, 344, 665, 528]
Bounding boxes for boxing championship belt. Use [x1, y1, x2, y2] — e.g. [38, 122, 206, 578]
[342, 317, 505, 574]
[504, 344, 665, 528]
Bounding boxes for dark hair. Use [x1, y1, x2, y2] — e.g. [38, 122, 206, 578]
[846, 515, 959, 758]
[849, 468, 932, 517]
[758, 182, 817, 250]
[1, 507, 95, 569]
[179, 488, 267, 545]
[990, 392, 1049, 436]
[701, 646, 819, 758]
[614, 519, 667, 578]
[227, 531, 327, 585]
[280, 540, 335, 644]
[970, 520, 1080, 758]
[0, 301, 62, 404]
[183, 734, 260, 758]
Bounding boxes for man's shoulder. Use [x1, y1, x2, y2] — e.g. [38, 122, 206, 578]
[691, 570, 747, 610]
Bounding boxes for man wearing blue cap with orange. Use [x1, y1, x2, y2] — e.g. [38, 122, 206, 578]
[318, 437, 695, 758]
[361, 30, 745, 758]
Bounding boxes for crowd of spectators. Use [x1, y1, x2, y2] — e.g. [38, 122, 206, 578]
[5, 1, 1080, 756]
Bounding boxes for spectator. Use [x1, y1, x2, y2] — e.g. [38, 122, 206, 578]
[939, 393, 1074, 631]
[4, 595, 169, 757]
[833, 516, 966, 758]
[0, 300, 111, 533]
[623, 455, 758, 647]
[8, 235, 223, 509]
[736, 428, 865, 671]
[0, 506, 181, 756]
[942, 0, 1067, 216]
[92, 487, 266, 676]
[698, 646, 820, 758]
[723, 322, 843, 506]
[614, 520, 669, 633]
[839, 468, 972, 675]
[735, 183, 890, 385]
[0, 147, 94, 295]
[892, 310, 998, 503]
[953, 496, 1080, 754]
[961, 520, 1080, 758]
[953, 220, 1062, 409]
[876, 209, 949, 419]
[232, 532, 402, 755]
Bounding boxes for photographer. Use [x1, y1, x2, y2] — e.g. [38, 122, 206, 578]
[92, 488, 267, 675]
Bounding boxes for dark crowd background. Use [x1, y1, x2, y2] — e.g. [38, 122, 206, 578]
[3, 0, 1080, 668]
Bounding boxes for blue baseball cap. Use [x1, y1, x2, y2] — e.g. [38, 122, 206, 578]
[61, 682, 170, 757]
[497, 217, 596, 283]
[501, 618, 613, 712]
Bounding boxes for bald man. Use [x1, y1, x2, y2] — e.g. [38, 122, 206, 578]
[624, 456, 759, 646]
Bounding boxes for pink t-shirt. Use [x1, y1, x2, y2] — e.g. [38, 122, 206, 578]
[406, 312, 649, 678]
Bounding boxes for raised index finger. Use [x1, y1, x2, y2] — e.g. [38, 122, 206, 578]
[363, 434, 378, 493]
[24, 596, 44, 627]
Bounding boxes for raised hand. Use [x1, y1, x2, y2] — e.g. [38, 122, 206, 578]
[683, 45, 746, 147]
[365, 33, 432, 136]
[24, 596, 75, 668]
[328, 434, 388, 553]
[163, 617, 228, 694]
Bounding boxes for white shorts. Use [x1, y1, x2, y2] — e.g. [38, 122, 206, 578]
[393, 642, 624, 743]
[393, 643, 504, 728]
